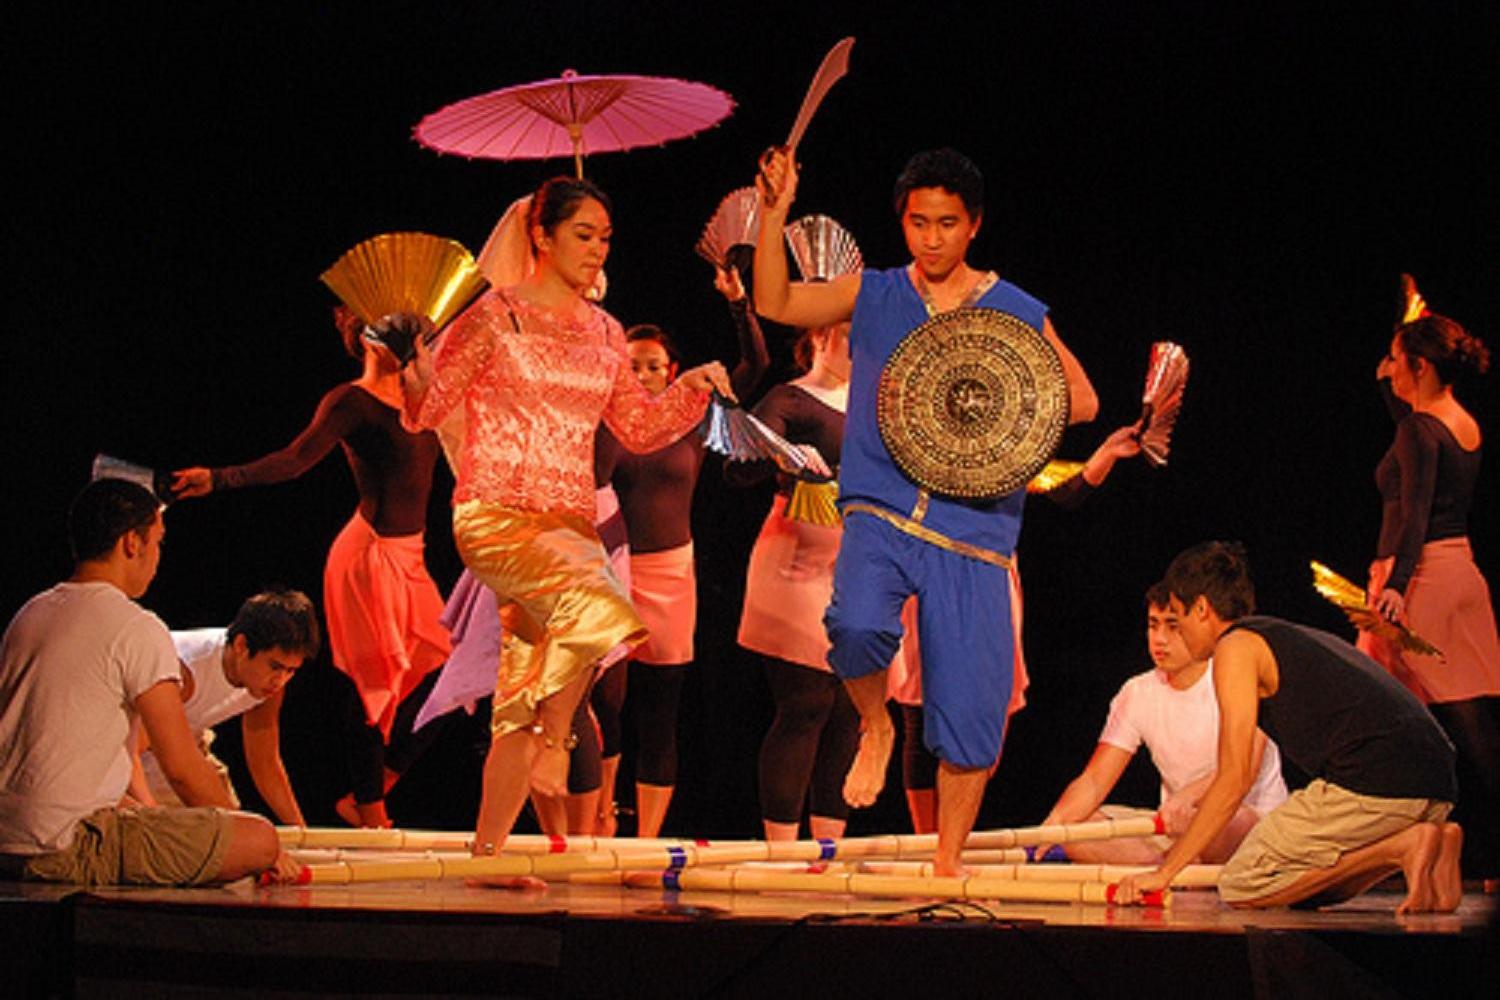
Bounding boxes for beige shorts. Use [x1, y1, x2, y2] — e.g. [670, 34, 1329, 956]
[1098, 804, 1174, 854]
[1219, 779, 1451, 903]
[19, 806, 233, 887]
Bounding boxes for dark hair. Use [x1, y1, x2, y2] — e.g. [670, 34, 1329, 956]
[528, 176, 613, 250]
[625, 324, 681, 366]
[893, 148, 984, 218]
[1396, 313, 1490, 386]
[228, 589, 321, 658]
[1163, 541, 1256, 621]
[69, 479, 161, 563]
[1144, 580, 1172, 610]
[334, 305, 365, 361]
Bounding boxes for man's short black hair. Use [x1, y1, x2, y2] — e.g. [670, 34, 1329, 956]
[227, 589, 321, 659]
[893, 148, 985, 218]
[1144, 580, 1172, 610]
[1163, 541, 1257, 621]
[68, 479, 160, 563]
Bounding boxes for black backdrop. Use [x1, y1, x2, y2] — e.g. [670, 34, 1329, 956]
[8, 1, 1497, 836]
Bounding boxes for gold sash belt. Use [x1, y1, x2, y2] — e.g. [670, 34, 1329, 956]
[842, 502, 1014, 570]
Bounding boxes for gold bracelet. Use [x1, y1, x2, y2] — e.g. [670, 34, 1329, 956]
[528, 723, 579, 751]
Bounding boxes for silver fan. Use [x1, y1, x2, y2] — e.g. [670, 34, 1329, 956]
[1138, 342, 1189, 466]
[784, 214, 863, 282]
[695, 188, 761, 269]
[699, 394, 828, 481]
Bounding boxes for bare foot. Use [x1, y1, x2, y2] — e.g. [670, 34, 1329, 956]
[930, 857, 969, 878]
[465, 875, 547, 891]
[843, 723, 894, 808]
[334, 793, 359, 827]
[1396, 822, 1441, 914]
[1432, 823, 1464, 912]
[530, 745, 570, 798]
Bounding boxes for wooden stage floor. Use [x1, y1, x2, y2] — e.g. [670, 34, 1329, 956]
[5, 877, 1495, 997]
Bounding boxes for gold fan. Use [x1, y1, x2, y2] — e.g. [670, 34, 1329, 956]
[320, 232, 489, 331]
[1398, 273, 1429, 325]
[785, 480, 841, 527]
[1027, 460, 1085, 494]
[1309, 561, 1443, 658]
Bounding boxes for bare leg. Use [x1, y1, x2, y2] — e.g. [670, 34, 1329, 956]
[214, 813, 280, 883]
[905, 788, 937, 834]
[635, 783, 674, 838]
[596, 755, 621, 837]
[530, 791, 567, 836]
[842, 671, 894, 808]
[469, 728, 545, 889]
[1232, 821, 1445, 912]
[530, 672, 592, 798]
[933, 761, 988, 877]
[763, 819, 799, 841]
[566, 789, 600, 835]
[808, 815, 847, 841]
[1200, 805, 1262, 865]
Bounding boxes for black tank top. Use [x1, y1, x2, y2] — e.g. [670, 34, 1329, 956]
[1227, 616, 1455, 801]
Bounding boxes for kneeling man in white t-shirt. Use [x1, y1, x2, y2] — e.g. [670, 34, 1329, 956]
[130, 590, 318, 828]
[1037, 581, 1288, 864]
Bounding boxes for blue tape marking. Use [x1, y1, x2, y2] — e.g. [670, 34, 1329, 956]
[666, 846, 688, 870]
[817, 838, 836, 861]
[663, 869, 681, 891]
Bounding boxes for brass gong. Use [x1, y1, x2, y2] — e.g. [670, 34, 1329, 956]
[877, 308, 1069, 500]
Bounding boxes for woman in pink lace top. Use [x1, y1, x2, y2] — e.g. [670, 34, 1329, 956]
[402, 177, 730, 864]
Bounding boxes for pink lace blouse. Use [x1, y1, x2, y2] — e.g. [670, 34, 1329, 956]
[404, 289, 708, 519]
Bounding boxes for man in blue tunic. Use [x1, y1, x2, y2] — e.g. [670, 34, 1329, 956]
[754, 148, 1098, 875]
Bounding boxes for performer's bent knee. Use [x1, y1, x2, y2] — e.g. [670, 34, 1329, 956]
[825, 608, 902, 681]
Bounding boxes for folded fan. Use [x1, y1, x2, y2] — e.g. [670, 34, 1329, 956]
[695, 188, 761, 273]
[1027, 460, 1086, 494]
[785, 214, 863, 282]
[1138, 342, 1190, 466]
[1309, 560, 1443, 658]
[320, 232, 489, 362]
[699, 394, 831, 482]
[785, 480, 841, 527]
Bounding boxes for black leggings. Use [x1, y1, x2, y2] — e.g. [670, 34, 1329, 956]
[1429, 695, 1500, 877]
[630, 661, 688, 786]
[758, 655, 860, 824]
[341, 669, 450, 805]
[901, 704, 940, 792]
[566, 678, 602, 795]
[590, 661, 628, 759]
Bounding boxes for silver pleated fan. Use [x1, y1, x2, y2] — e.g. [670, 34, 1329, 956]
[695, 188, 761, 268]
[699, 394, 828, 480]
[1138, 342, 1190, 466]
[784, 214, 863, 282]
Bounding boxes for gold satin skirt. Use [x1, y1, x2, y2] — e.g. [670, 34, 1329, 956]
[453, 501, 646, 737]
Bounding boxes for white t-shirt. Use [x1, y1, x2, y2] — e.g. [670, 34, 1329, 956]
[140, 628, 264, 795]
[1098, 661, 1288, 816]
[0, 581, 181, 853]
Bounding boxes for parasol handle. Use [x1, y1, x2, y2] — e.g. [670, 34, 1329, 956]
[568, 124, 584, 179]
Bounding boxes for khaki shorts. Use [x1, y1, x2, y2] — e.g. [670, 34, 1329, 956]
[19, 806, 233, 887]
[1098, 804, 1174, 854]
[1219, 779, 1451, 903]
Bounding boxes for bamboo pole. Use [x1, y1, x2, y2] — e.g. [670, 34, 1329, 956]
[276, 816, 1160, 858]
[857, 861, 1220, 888]
[607, 867, 1169, 907]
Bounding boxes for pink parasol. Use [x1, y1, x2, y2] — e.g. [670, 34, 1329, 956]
[414, 69, 734, 178]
